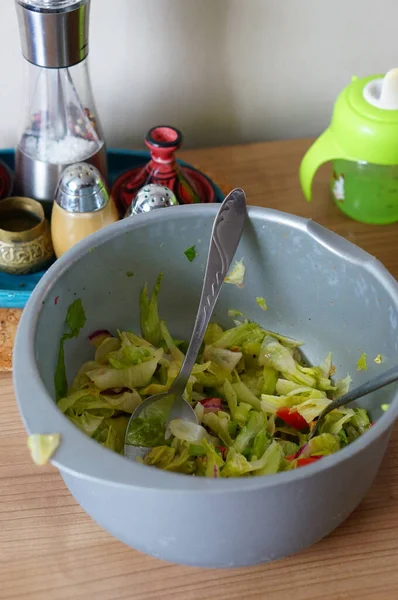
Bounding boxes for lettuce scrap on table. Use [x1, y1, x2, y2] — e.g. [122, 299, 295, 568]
[55, 275, 371, 477]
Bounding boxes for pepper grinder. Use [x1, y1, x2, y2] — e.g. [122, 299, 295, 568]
[51, 162, 118, 258]
[14, 0, 107, 216]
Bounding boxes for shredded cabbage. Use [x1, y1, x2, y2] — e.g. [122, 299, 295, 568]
[27, 434, 61, 465]
[55, 276, 372, 473]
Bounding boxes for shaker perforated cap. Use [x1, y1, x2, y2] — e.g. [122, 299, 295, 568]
[54, 162, 110, 213]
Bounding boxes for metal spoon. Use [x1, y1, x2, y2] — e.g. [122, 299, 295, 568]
[124, 188, 248, 460]
[309, 364, 398, 440]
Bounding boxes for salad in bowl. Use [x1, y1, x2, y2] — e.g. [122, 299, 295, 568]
[52, 274, 371, 477]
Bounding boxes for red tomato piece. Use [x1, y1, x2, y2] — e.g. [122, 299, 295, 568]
[296, 456, 322, 468]
[200, 397, 222, 413]
[276, 407, 308, 430]
[216, 446, 227, 460]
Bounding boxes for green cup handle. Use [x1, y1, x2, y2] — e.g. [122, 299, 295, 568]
[300, 129, 353, 200]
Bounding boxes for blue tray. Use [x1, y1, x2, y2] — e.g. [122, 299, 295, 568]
[0, 148, 224, 309]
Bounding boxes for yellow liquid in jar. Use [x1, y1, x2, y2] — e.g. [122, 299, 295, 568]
[51, 199, 119, 258]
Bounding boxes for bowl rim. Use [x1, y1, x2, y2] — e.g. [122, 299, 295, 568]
[13, 204, 398, 492]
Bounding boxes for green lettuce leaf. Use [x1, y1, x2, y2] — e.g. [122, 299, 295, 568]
[204, 323, 224, 345]
[93, 416, 129, 453]
[320, 408, 355, 435]
[308, 433, 340, 456]
[221, 448, 252, 477]
[240, 369, 264, 397]
[55, 299, 86, 400]
[260, 393, 291, 413]
[277, 439, 299, 457]
[234, 402, 252, 427]
[194, 401, 205, 423]
[160, 320, 185, 363]
[121, 331, 153, 348]
[164, 446, 196, 474]
[234, 411, 267, 454]
[295, 396, 332, 423]
[256, 297, 268, 311]
[251, 429, 270, 460]
[107, 344, 152, 369]
[202, 412, 233, 446]
[94, 337, 121, 363]
[68, 360, 98, 394]
[213, 322, 264, 350]
[67, 411, 105, 436]
[203, 345, 242, 373]
[261, 330, 303, 349]
[27, 433, 61, 465]
[262, 366, 278, 394]
[232, 381, 262, 411]
[319, 352, 333, 378]
[58, 387, 142, 414]
[344, 408, 371, 442]
[202, 439, 224, 477]
[260, 337, 316, 387]
[86, 349, 162, 390]
[222, 439, 281, 477]
[251, 440, 282, 475]
[144, 445, 176, 469]
[223, 379, 237, 416]
[334, 374, 352, 399]
[225, 258, 245, 287]
[169, 419, 217, 444]
[184, 245, 197, 262]
[140, 273, 163, 346]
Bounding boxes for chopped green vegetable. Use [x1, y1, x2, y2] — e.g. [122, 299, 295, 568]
[125, 271, 134, 278]
[256, 297, 268, 311]
[381, 403, 390, 412]
[228, 309, 243, 317]
[184, 245, 197, 262]
[56, 274, 371, 477]
[374, 354, 382, 364]
[308, 433, 340, 456]
[140, 273, 164, 346]
[357, 353, 368, 371]
[334, 374, 352, 399]
[54, 299, 86, 400]
[27, 434, 61, 465]
[225, 258, 245, 287]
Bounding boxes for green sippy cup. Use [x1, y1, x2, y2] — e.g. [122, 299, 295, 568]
[300, 68, 398, 224]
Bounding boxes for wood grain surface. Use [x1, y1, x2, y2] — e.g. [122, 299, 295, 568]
[0, 308, 22, 370]
[1, 138, 398, 600]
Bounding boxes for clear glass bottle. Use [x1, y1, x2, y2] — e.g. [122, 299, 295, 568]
[14, 0, 107, 214]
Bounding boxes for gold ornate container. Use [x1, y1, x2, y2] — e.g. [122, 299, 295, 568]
[0, 197, 54, 275]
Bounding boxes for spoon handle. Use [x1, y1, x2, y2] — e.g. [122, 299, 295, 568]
[310, 364, 398, 439]
[171, 188, 247, 396]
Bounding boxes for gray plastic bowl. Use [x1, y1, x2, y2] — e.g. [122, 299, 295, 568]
[13, 205, 398, 568]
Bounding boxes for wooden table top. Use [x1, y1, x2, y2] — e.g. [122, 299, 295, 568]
[1, 138, 398, 600]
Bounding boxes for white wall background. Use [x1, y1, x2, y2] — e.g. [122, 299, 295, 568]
[1, 0, 397, 150]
